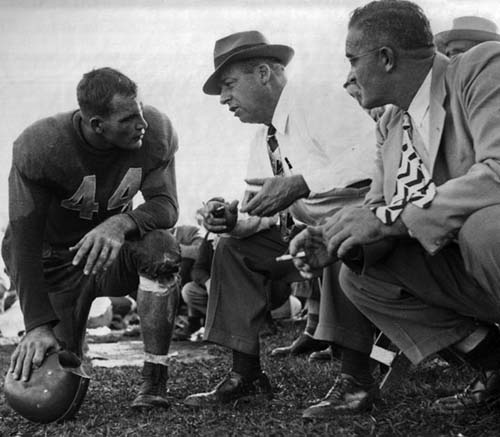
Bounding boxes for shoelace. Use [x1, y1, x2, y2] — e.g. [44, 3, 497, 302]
[323, 377, 353, 401]
[456, 370, 489, 402]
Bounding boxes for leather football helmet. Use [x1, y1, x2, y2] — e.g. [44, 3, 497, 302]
[4, 350, 90, 423]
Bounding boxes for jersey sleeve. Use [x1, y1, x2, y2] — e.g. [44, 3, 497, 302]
[7, 163, 58, 331]
[126, 107, 179, 235]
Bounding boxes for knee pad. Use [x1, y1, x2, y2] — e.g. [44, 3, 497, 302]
[132, 230, 182, 281]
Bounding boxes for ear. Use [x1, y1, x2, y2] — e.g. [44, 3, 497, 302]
[379, 46, 396, 73]
[256, 63, 272, 85]
[89, 116, 104, 134]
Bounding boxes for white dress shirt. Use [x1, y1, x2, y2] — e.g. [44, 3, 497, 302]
[230, 80, 375, 236]
[407, 68, 432, 159]
[249, 81, 374, 219]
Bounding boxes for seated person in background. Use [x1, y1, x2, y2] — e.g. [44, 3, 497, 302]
[3, 67, 180, 412]
[170, 223, 204, 288]
[270, 278, 329, 359]
[435, 15, 500, 58]
[176, 232, 216, 340]
[184, 31, 378, 419]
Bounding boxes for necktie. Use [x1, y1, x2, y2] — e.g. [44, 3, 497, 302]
[374, 112, 436, 225]
[267, 125, 294, 242]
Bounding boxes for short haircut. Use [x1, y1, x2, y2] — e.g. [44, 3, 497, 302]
[349, 0, 434, 51]
[77, 67, 137, 117]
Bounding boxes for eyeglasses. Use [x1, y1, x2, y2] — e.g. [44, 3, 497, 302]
[346, 47, 381, 66]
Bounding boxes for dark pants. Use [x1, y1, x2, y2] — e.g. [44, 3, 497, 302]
[204, 227, 374, 355]
[6, 229, 179, 357]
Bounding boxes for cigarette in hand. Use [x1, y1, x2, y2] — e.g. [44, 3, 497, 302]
[275, 251, 306, 262]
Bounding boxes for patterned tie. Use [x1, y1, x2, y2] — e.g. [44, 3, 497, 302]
[267, 125, 294, 242]
[374, 112, 436, 225]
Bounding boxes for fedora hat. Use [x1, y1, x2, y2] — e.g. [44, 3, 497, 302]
[435, 16, 500, 46]
[203, 30, 294, 95]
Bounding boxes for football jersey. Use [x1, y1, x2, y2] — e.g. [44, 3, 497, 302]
[4, 105, 179, 330]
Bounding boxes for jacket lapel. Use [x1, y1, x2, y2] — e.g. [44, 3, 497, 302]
[382, 54, 450, 202]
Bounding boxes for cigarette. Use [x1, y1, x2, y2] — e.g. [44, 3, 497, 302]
[275, 251, 306, 262]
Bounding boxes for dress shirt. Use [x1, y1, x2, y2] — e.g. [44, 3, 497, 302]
[407, 68, 432, 153]
[241, 81, 375, 228]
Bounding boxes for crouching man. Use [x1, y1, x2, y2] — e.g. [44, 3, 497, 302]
[3, 67, 181, 416]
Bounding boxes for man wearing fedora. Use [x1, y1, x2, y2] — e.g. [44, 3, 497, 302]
[182, 30, 381, 417]
[435, 15, 500, 58]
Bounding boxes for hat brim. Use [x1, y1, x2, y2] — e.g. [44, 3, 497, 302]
[435, 28, 500, 45]
[203, 44, 294, 95]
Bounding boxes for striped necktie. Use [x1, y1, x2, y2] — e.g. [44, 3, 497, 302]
[267, 125, 294, 242]
[374, 112, 436, 225]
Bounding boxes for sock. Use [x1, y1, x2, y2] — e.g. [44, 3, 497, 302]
[454, 325, 489, 353]
[232, 350, 261, 380]
[305, 314, 319, 337]
[464, 325, 500, 371]
[187, 316, 201, 333]
[340, 347, 374, 386]
[304, 299, 320, 336]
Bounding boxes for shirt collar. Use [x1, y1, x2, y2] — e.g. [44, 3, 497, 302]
[271, 82, 291, 135]
[407, 68, 432, 126]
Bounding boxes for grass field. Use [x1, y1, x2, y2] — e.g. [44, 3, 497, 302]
[1, 323, 499, 437]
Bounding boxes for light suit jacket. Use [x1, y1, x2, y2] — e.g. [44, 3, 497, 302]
[365, 42, 500, 254]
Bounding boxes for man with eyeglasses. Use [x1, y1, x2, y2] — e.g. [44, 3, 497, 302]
[291, 0, 500, 415]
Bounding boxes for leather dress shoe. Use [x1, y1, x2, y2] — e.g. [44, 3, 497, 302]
[183, 371, 273, 407]
[271, 333, 329, 357]
[431, 370, 500, 413]
[309, 346, 335, 362]
[302, 374, 379, 419]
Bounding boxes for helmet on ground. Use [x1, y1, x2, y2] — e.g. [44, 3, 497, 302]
[4, 349, 90, 423]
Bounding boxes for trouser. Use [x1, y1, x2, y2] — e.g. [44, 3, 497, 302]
[182, 277, 292, 320]
[179, 257, 195, 288]
[204, 227, 374, 355]
[290, 277, 321, 300]
[340, 205, 500, 365]
[181, 280, 209, 317]
[6, 229, 181, 358]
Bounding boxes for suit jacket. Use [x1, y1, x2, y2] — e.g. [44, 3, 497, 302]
[365, 42, 500, 254]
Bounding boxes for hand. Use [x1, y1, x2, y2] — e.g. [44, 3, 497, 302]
[70, 215, 134, 275]
[322, 206, 390, 260]
[289, 226, 336, 279]
[202, 199, 238, 234]
[193, 273, 210, 287]
[9, 324, 60, 382]
[241, 175, 309, 217]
